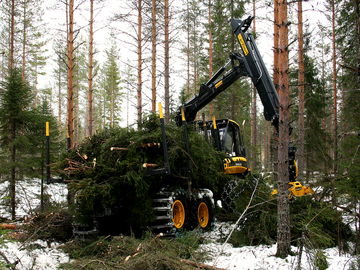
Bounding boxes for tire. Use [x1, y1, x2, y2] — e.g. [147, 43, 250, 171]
[171, 190, 190, 230]
[195, 197, 215, 230]
[221, 179, 241, 214]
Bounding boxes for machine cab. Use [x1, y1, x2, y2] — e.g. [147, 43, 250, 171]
[197, 118, 250, 176]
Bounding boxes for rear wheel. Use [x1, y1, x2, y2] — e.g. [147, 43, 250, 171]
[195, 196, 215, 230]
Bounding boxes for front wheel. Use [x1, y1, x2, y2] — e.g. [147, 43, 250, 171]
[172, 199, 187, 229]
[171, 190, 190, 230]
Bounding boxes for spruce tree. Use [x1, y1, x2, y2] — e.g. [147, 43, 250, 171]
[101, 40, 123, 128]
[32, 99, 62, 211]
[335, 0, 360, 253]
[0, 68, 36, 219]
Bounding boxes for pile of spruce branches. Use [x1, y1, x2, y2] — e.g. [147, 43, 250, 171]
[227, 177, 354, 250]
[60, 231, 224, 270]
[21, 209, 73, 242]
[56, 114, 228, 231]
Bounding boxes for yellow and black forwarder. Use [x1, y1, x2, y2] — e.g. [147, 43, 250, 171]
[69, 16, 313, 237]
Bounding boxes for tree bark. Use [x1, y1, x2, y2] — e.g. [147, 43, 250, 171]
[22, 2, 27, 81]
[209, 0, 213, 118]
[276, 0, 291, 258]
[273, 0, 280, 191]
[164, 0, 170, 123]
[187, 2, 190, 100]
[111, 68, 114, 128]
[10, 118, 16, 220]
[297, 0, 305, 182]
[151, 0, 157, 112]
[137, 0, 142, 124]
[332, 0, 338, 173]
[354, 0, 360, 83]
[251, 0, 257, 170]
[58, 56, 62, 134]
[88, 0, 94, 136]
[76, 73, 79, 145]
[9, 0, 16, 220]
[67, 0, 75, 148]
[10, 0, 15, 70]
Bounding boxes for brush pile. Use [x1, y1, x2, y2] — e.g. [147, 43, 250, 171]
[55, 114, 228, 233]
[60, 232, 227, 270]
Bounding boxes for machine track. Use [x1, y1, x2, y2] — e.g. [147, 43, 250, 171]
[147, 187, 216, 236]
[146, 189, 177, 237]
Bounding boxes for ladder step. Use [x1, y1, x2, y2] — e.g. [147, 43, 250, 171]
[153, 198, 172, 203]
[153, 206, 171, 211]
[147, 224, 173, 230]
[156, 215, 172, 220]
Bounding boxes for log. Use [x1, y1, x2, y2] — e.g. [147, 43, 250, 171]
[143, 163, 158, 168]
[0, 224, 16, 230]
[179, 258, 227, 270]
[110, 147, 129, 151]
[136, 142, 161, 148]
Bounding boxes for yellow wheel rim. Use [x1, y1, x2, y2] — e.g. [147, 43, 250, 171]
[198, 202, 209, 228]
[172, 200, 185, 229]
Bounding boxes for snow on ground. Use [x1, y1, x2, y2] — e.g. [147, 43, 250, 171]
[0, 179, 70, 269]
[2, 239, 71, 269]
[200, 222, 358, 270]
[0, 178, 68, 219]
[0, 178, 358, 269]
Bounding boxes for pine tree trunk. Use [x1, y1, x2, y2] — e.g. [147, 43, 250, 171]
[151, 0, 156, 112]
[111, 71, 114, 128]
[10, 0, 15, 70]
[276, 0, 291, 258]
[209, 0, 213, 118]
[76, 74, 79, 145]
[193, 19, 197, 119]
[22, 3, 26, 81]
[332, 0, 338, 173]
[187, 2, 190, 100]
[58, 56, 62, 134]
[273, 0, 280, 192]
[342, 85, 345, 132]
[9, 0, 16, 220]
[10, 118, 16, 220]
[331, 0, 341, 254]
[67, 0, 75, 148]
[88, 0, 94, 136]
[251, 0, 257, 170]
[297, 0, 305, 182]
[193, 19, 196, 95]
[34, 61, 38, 108]
[164, 0, 170, 124]
[127, 86, 129, 127]
[354, 0, 360, 84]
[137, 0, 142, 123]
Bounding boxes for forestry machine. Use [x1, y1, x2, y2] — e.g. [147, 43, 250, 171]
[73, 16, 313, 238]
[148, 16, 314, 235]
[175, 16, 313, 195]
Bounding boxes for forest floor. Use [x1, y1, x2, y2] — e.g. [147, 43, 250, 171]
[0, 178, 358, 269]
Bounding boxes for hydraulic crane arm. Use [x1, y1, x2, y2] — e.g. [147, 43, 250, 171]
[175, 53, 249, 126]
[176, 16, 280, 133]
[231, 17, 279, 131]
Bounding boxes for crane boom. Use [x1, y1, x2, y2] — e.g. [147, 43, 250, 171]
[176, 16, 280, 133]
